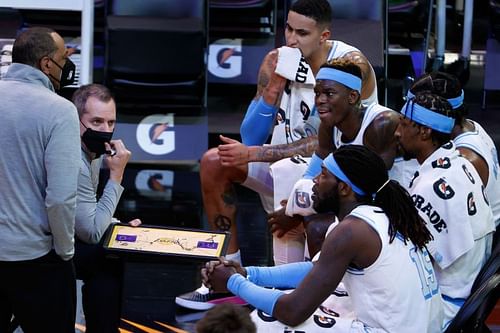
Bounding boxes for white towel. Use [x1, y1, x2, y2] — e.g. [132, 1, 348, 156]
[285, 177, 317, 217]
[269, 156, 309, 211]
[275, 46, 315, 85]
[410, 142, 495, 269]
[271, 47, 319, 145]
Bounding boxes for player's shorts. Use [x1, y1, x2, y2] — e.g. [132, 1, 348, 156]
[250, 297, 383, 333]
[242, 161, 274, 214]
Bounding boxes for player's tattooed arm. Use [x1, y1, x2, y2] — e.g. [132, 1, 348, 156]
[254, 50, 286, 107]
[248, 136, 318, 163]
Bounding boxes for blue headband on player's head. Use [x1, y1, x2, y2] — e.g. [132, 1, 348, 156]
[407, 89, 464, 109]
[323, 153, 366, 196]
[400, 99, 455, 134]
[316, 67, 362, 93]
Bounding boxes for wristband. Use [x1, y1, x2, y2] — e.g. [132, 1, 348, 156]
[227, 274, 284, 315]
[240, 96, 278, 145]
[245, 261, 313, 288]
[303, 153, 323, 179]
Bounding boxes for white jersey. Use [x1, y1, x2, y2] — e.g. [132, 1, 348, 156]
[344, 205, 443, 333]
[454, 120, 500, 227]
[284, 103, 392, 217]
[408, 142, 495, 324]
[271, 40, 378, 145]
[388, 157, 420, 190]
[250, 205, 442, 333]
[332, 103, 388, 148]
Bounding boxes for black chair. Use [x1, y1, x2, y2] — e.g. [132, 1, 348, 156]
[444, 273, 500, 333]
[209, 0, 276, 39]
[104, 0, 208, 113]
[472, 238, 500, 293]
[444, 237, 500, 333]
[490, 0, 500, 42]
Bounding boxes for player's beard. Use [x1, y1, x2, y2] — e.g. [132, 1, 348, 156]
[313, 185, 340, 215]
[398, 142, 416, 161]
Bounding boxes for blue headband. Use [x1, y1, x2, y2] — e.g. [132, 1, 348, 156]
[400, 100, 455, 134]
[316, 68, 362, 93]
[407, 89, 464, 109]
[323, 154, 366, 196]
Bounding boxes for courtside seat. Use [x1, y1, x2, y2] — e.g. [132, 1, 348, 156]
[104, 0, 208, 112]
[444, 274, 500, 333]
[444, 239, 500, 333]
[209, 0, 276, 38]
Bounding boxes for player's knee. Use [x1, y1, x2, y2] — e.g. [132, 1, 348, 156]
[305, 215, 334, 245]
[201, 148, 222, 173]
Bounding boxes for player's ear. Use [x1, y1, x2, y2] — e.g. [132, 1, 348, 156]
[320, 27, 330, 44]
[420, 126, 433, 141]
[338, 181, 351, 197]
[348, 90, 360, 105]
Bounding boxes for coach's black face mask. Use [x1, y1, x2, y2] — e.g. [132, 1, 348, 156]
[81, 121, 113, 158]
[49, 57, 76, 88]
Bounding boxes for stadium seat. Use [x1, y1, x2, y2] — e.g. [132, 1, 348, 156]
[444, 273, 500, 333]
[104, 0, 208, 113]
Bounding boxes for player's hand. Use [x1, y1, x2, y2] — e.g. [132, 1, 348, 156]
[268, 200, 303, 238]
[105, 139, 130, 183]
[262, 50, 286, 105]
[217, 135, 250, 166]
[205, 257, 241, 293]
[220, 257, 247, 277]
[201, 259, 222, 289]
[127, 219, 142, 227]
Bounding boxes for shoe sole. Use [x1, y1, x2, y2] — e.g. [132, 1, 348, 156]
[175, 296, 215, 311]
[175, 295, 248, 311]
[208, 296, 248, 306]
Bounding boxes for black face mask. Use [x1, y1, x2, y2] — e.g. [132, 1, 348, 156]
[81, 121, 113, 158]
[49, 57, 76, 88]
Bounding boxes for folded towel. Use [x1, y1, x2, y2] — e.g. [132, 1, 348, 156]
[285, 177, 317, 217]
[275, 46, 315, 85]
[270, 156, 309, 211]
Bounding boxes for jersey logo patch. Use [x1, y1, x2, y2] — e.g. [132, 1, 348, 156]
[433, 178, 455, 200]
[482, 185, 489, 205]
[276, 109, 286, 124]
[256, 310, 276, 322]
[313, 315, 336, 328]
[442, 141, 454, 150]
[295, 191, 311, 208]
[462, 164, 476, 184]
[332, 290, 349, 297]
[431, 157, 451, 169]
[319, 305, 340, 317]
[300, 101, 310, 120]
[284, 80, 292, 95]
[467, 192, 477, 215]
[409, 171, 419, 189]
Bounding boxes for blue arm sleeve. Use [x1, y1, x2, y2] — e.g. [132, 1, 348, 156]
[228, 274, 285, 315]
[245, 261, 314, 288]
[303, 153, 323, 179]
[240, 96, 278, 146]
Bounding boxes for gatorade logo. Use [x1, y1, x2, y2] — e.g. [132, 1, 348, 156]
[134, 169, 174, 200]
[208, 39, 242, 78]
[136, 114, 175, 155]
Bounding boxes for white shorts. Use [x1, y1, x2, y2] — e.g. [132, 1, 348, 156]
[250, 300, 382, 333]
[242, 162, 274, 214]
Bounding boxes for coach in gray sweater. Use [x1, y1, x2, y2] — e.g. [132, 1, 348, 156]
[0, 27, 80, 332]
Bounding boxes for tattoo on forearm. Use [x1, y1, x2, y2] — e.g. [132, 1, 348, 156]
[257, 71, 269, 97]
[254, 136, 318, 162]
[214, 215, 232, 231]
[221, 187, 237, 206]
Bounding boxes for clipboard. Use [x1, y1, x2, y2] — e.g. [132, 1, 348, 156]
[103, 224, 230, 260]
